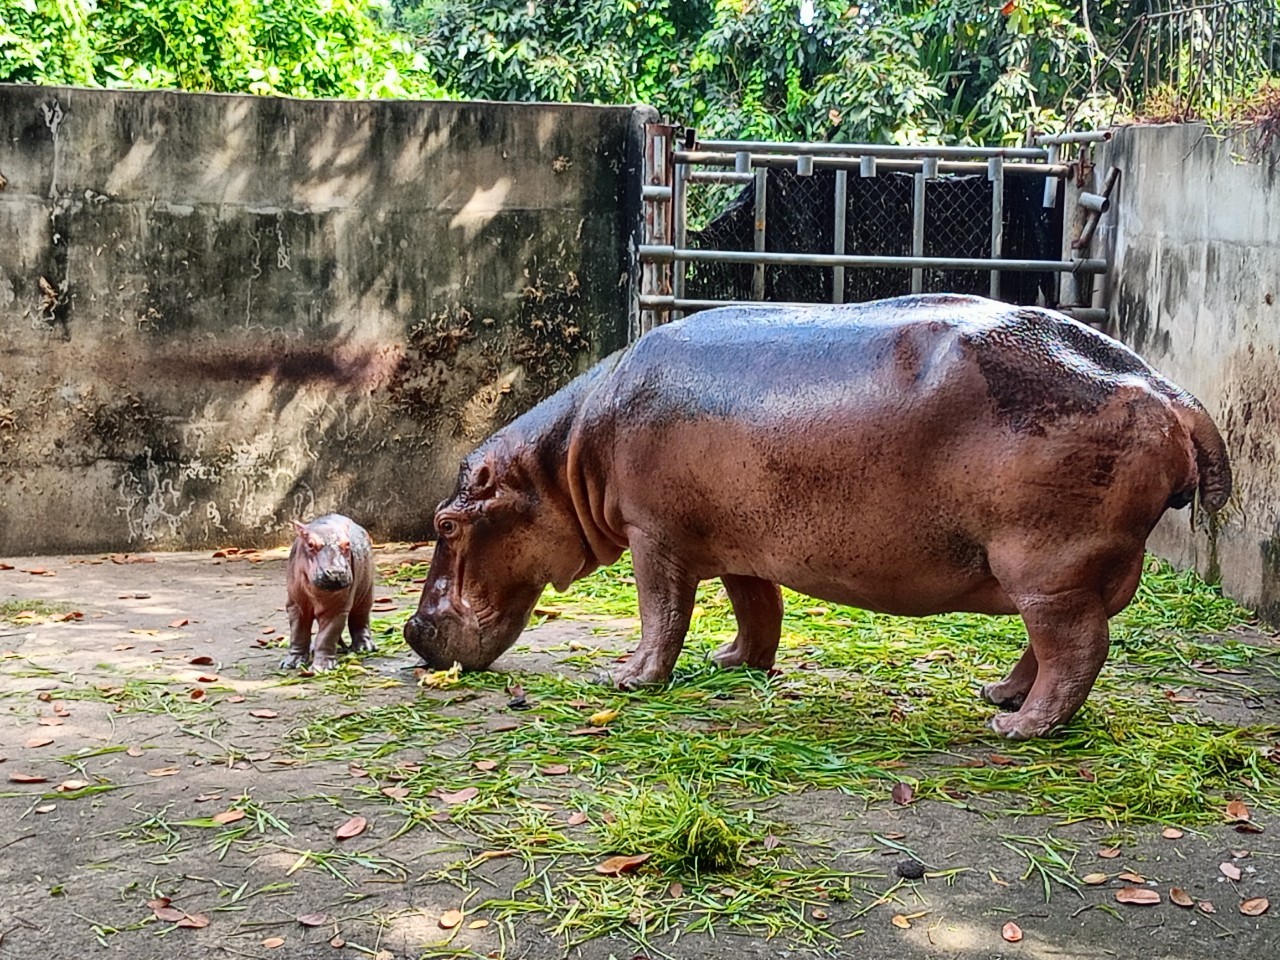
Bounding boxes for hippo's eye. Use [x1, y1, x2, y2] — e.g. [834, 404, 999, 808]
[437, 518, 460, 538]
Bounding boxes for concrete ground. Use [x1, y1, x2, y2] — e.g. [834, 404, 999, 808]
[0, 547, 1277, 960]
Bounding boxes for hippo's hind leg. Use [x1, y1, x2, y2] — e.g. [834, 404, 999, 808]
[989, 588, 1110, 740]
[613, 537, 697, 690]
[712, 575, 783, 671]
[281, 600, 314, 670]
[981, 645, 1038, 711]
[345, 580, 376, 655]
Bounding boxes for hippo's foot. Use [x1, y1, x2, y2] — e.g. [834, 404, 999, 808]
[988, 709, 1058, 741]
[979, 681, 1027, 712]
[280, 653, 310, 670]
[610, 646, 676, 690]
[348, 630, 376, 654]
[311, 654, 339, 673]
[710, 638, 773, 671]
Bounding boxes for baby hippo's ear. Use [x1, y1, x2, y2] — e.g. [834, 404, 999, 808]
[291, 520, 310, 538]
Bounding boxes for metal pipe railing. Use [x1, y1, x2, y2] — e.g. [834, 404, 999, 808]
[696, 139, 1050, 160]
[638, 245, 1106, 274]
[676, 151, 1069, 178]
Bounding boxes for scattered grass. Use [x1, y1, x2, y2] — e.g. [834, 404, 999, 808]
[0, 599, 78, 623]
[288, 553, 1277, 949]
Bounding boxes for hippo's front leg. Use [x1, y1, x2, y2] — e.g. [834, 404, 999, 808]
[613, 538, 698, 689]
[711, 574, 783, 670]
[311, 613, 348, 672]
[345, 581, 376, 654]
[281, 600, 313, 670]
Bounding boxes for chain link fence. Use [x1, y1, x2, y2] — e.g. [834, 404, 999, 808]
[684, 168, 1060, 308]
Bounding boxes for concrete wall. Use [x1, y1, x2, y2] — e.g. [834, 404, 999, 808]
[0, 85, 652, 553]
[1098, 123, 1280, 621]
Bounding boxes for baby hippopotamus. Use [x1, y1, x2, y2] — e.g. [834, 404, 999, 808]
[282, 514, 375, 672]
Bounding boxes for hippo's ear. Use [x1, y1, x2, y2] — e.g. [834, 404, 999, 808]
[291, 520, 310, 539]
[470, 462, 497, 499]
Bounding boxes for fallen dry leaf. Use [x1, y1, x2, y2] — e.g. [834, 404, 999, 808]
[153, 905, 186, 923]
[34, 803, 56, 814]
[189, 688, 206, 701]
[811, 907, 828, 921]
[439, 909, 464, 929]
[25, 736, 54, 748]
[329, 936, 346, 948]
[891, 782, 914, 805]
[1240, 897, 1270, 917]
[55, 779, 89, 792]
[262, 937, 285, 948]
[1115, 887, 1161, 906]
[8, 773, 48, 783]
[1170, 888, 1194, 908]
[540, 764, 570, 776]
[1098, 847, 1121, 859]
[567, 811, 588, 826]
[891, 914, 912, 929]
[124, 745, 144, 758]
[1081, 873, 1109, 885]
[595, 853, 651, 876]
[36, 717, 62, 726]
[52, 611, 84, 622]
[335, 816, 367, 840]
[169, 618, 190, 628]
[1220, 862, 1243, 881]
[435, 786, 479, 805]
[213, 809, 245, 825]
[296, 913, 328, 927]
[474, 760, 498, 771]
[1118, 871, 1146, 884]
[1162, 827, 1184, 840]
[668, 881, 684, 898]
[467, 919, 489, 930]
[147, 767, 180, 777]
[226, 695, 246, 703]
[381, 786, 410, 800]
[1001, 921, 1023, 943]
[189, 655, 214, 665]
[1199, 900, 1216, 913]
[176, 913, 210, 929]
[248, 709, 278, 719]
[1226, 799, 1251, 823]
[194, 793, 222, 803]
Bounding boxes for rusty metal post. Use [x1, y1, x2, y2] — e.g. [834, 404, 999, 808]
[640, 123, 675, 333]
[752, 164, 767, 300]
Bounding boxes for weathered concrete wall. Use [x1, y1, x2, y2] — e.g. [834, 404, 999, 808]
[1098, 123, 1280, 621]
[0, 85, 652, 553]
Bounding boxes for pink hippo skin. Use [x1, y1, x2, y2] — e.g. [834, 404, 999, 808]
[282, 514, 375, 672]
[403, 295, 1231, 740]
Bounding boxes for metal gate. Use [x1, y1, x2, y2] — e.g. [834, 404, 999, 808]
[637, 127, 1116, 334]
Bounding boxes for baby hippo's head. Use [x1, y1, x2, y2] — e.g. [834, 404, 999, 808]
[292, 519, 354, 592]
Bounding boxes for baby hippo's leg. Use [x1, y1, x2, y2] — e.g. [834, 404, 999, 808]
[311, 613, 348, 672]
[346, 577, 376, 654]
[281, 600, 314, 669]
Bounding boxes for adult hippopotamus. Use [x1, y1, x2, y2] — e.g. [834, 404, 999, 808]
[404, 294, 1230, 739]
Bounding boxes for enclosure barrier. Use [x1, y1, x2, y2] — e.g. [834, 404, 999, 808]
[638, 126, 1116, 334]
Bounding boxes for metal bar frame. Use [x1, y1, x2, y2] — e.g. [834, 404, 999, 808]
[676, 151, 1069, 178]
[910, 172, 926, 294]
[697, 139, 1049, 160]
[988, 156, 1004, 300]
[638, 246, 1105, 274]
[832, 169, 847, 305]
[752, 167, 767, 300]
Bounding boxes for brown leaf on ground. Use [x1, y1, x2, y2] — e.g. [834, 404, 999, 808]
[1199, 900, 1216, 913]
[153, 906, 186, 922]
[126, 746, 144, 757]
[1240, 898, 1270, 916]
[467, 919, 489, 929]
[146, 898, 171, 910]
[169, 618, 190, 628]
[176, 913, 210, 929]
[296, 913, 328, 927]
[335, 816, 367, 840]
[24, 736, 54, 748]
[438, 909, 464, 929]
[567, 727, 609, 737]
[213, 809, 245, 825]
[1226, 799, 1251, 823]
[34, 803, 56, 814]
[147, 767, 180, 777]
[329, 936, 346, 948]
[891, 914, 912, 929]
[595, 853, 652, 876]
[567, 811, 588, 826]
[189, 655, 214, 665]
[668, 881, 684, 898]
[811, 907, 828, 921]
[52, 611, 84, 622]
[55, 779, 89, 792]
[541, 764, 570, 776]
[248, 709, 278, 719]
[1161, 827, 1184, 840]
[891, 782, 914, 805]
[194, 793, 222, 803]
[1097, 847, 1121, 859]
[435, 786, 479, 805]
[1081, 873, 1109, 885]
[1170, 888, 1194, 908]
[474, 760, 498, 771]
[9, 773, 48, 783]
[1115, 887, 1161, 905]
[262, 937, 285, 948]
[1220, 862, 1242, 881]
[381, 786, 410, 800]
[36, 717, 62, 726]
[1118, 871, 1146, 884]
[189, 688, 206, 701]
[226, 695, 246, 703]
[1001, 921, 1023, 943]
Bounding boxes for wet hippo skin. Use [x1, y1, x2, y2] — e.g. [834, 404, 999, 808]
[404, 294, 1231, 740]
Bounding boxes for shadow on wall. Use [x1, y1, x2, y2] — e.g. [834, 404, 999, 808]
[0, 86, 644, 553]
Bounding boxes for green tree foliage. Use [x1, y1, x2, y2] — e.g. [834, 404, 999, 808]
[0, 0, 449, 97]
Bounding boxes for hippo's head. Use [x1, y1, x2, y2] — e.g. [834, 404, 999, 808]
[404, 441, 590, 671]
[292, 520, 354, 591]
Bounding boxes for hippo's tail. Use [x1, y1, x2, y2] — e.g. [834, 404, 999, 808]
[1173, 399, 1232, 514]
